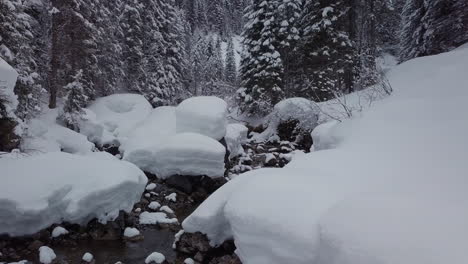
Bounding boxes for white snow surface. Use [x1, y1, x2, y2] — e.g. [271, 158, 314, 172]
[0, 152, 147, 236]
[254, 97, 319, 142]
[225, 123, 248, 158]
[123, 227, 140, 238]
[51, 226, 69, 238]
[127, 133, 226, 179]
[0, 58, 19, 118]
[82, 252, 93, 262]
[176, 96, 228, 140]
[145, 252, 166, 264]
[87, 93, 152, 141]
[39, 246, 56, 264]
[139, 212, 178, 225]
[183, 47, 468, 264]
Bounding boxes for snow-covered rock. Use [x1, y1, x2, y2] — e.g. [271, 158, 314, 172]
[225, 123, 248, 158]
[145, 252, 165, 264]
[254, 97, 319, 142]
[51, 226, 69, 238]
[78, 108, 118, 146]
[146, 183, 157, 191]
[123, 227, 141, 238]
[148, 201, 161, 210]
[21, 108, 94, 154]
[160, 205, 174, 214]
[311, 120, 348, 151]
[139, 212, 178, 225]
[182, 47, 468, 263]
[82, 252, 93, 263]
[176, 96, 228, 140]
[165, 193, 177, 202]
[0, 58, 19, 118]
[87, 94, 152, 140]
[120, 106, 176, 155]
[39, 246, 56, 264]
[0, 152, 147, 236]
[127, 133, 226, 179]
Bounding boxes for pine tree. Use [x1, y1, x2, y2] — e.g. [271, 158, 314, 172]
[59, 70, 88, 131]
[225, 37, 237, 85]
[239, 0, 285, 115]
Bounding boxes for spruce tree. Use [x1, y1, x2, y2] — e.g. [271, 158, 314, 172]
[225, 37, 238, 85]
[59, 70, 88, 131]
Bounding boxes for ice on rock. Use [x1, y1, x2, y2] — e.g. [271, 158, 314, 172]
[129, 133, 226, 179]
[139, 212, 178, 225]
[39, 246, 56, 264]
[145, 252, 165, 264]
[124, 227, 141, 238]
[183, 47, 468, 264]
[225, 123, 248, 158]
[87, 94, 152, 140]
[0, 152, 147, 236]
[176, 96, 228, 140]
[82, 252, 94, 262]
[51, 226, 69, 238]
[0, 58, 19, 118]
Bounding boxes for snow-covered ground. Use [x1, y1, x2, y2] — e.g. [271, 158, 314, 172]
[0, 58, 19, 119]
[182, 47, 468, 264]
[0, 152, 147, 236]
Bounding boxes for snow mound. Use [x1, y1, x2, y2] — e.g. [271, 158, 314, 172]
[39, 246, 56, 264]
[145, 252, 165, 264]
[183, 47, 468, 263]
[87, 94, 152, 140]
[120, 106, 176, 156]
[78, 108, 118, 146]
[124, 227, 141, 238]
[51, 226, 68, 238]
[255, 97, 319, 141]
[139, 212, 178, 225]
[82, 252, 93, 262]
[225, 123, 248, 158]
[311, 120, 349, 151]
[0, 58, 19, 118]
[126, 133, 226, 179]
[0, 152, 147, 236]
[176, 96, 228, 140]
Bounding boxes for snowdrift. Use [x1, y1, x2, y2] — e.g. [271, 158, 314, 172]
[0, 58, 19, 118]
[0, 152, 147, 236]
[183, 47, 468, 263]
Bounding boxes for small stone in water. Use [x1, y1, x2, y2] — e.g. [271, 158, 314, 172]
[82, 252, 94, 262]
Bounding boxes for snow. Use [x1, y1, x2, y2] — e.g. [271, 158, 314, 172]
[21, 108, 95, 154]
[144, 252, 165, 264]
[139, 212, 178, 225]
[176, 96, 228, 140]
[160, 205, 174, 214]
[123, 227, 140, 238]
[0, 58, 19, 119]
[39, 246, 56, 264]
[184, 258, 195, 264]
[51, 226, 69, 238]
[146, 183, 157, 191]
[127, 133, 226, 179]
[120, 106, 176, 155]
[254, 97, 319, 141]
[78, 108, 118, 146]
[182, 46, 468, 264]
[165, 193, 177, 202]
[0, 152, 147, 236]
[82, 252, 93, 262]
[225, 123, 248, 158]
[87, 93, 152, 142]
[310, 120, 348, 151]
[148, 201, 161, 210]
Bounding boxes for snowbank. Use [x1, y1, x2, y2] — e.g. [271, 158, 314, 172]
[22, 108, 94, 154]
[87, 94, 152, 141]
[0, 152, 147, 236]
[0, 58, 18, 118]
[176, 96, 228, 140]
[183, 47, 468, 263]
[127, 133, 226, 179]
[225, 123, 248, 158]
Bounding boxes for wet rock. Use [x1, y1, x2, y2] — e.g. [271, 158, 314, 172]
[209, 254, 242, 264]
[176, 232, 211, 254]
[27, 240, 44, 251]
[166, 175, 194, 194]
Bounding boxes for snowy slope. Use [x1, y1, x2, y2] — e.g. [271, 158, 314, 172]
[183, 46, 468, 264]
[0, 152, 147, 236]
[0, 58, 19, 118]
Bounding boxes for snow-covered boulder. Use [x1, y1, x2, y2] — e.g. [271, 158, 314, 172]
[87, 94, 152, 140]
[22, 109, 95, 154]
[78, 108, 118, 146]
[254, 97, 319, 143]
[0, 58, 19, 118]
[126, 133, 226, 179]
[225, 123, 248, 158]
[120, 106, 176, 155]
[176, 96, 228, 140]
[311, 120, 349, 151]
[0, 152, 147, 236]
